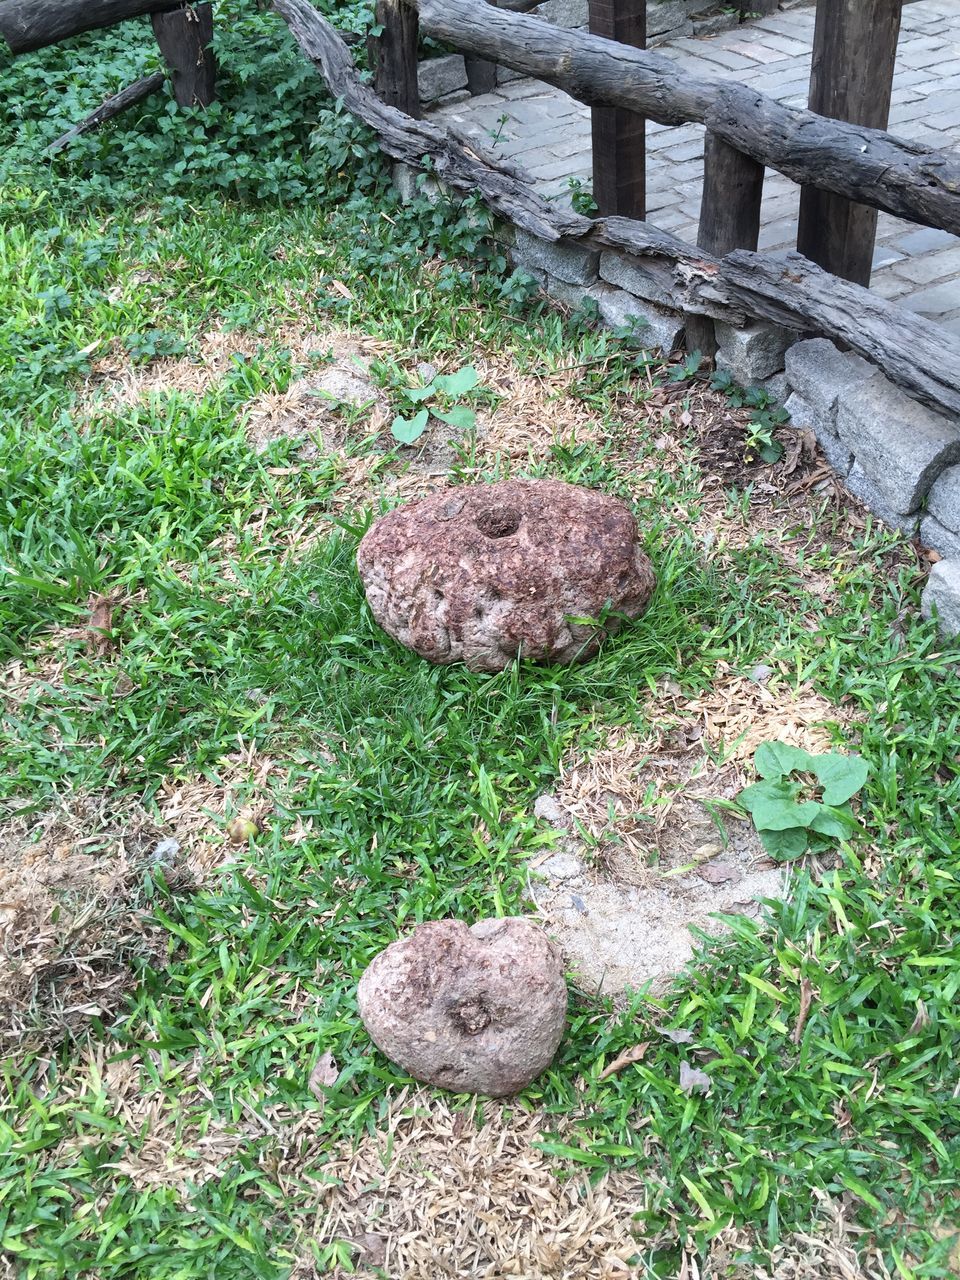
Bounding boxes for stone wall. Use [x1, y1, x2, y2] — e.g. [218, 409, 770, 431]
[419, 0, 762, 104]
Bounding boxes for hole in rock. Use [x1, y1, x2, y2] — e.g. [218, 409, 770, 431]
[476, 505, 522, 539]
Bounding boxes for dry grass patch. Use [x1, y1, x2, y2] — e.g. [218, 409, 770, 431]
[0, 743, 281, 1049]
[299, 1089, 890, 1279]
[308, 1088, 647, 1279]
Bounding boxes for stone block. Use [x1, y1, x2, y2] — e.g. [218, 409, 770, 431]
[784, 338, 879, 419]
[418, 54, 467, 102]
[694, 11, 741, 35]
[920, 515, 960, 560]
[836, 379, 960, 514]
[714, 320, 794, 382]
[784, 392, 853, 477]
[531, 0, 588, 25]
[921, 559, 960, 637]
[647, 0, 690, 35]
[593, 287, 685, 352]
[761, 372, 790, 405]
[926, 463, 960, 533]
[650, 20, 693, 44]
[545, 276, 592, 311]
[513, 230, 600, 286]
[844, 463, 920, 533]
[598, 250, 677, 309]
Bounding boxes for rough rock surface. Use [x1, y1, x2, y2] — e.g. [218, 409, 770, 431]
[357, 917, 567, 1096]
[356, 480, 656, 671]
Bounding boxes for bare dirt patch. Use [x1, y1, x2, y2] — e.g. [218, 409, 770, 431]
[529, 670, 848, 996]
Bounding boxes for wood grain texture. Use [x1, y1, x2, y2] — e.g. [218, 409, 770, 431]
[152, 3, 215, 107]
[414, 0, 960, 236]
[796, 0, 903, 284]
[370, 0, 421, 118]
[0, 0, 177, 53]
[588, 0, 645, 219]
[688, 131, 764, 355]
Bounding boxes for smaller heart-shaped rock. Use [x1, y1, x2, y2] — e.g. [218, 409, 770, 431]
[357, 917, 567, 1096]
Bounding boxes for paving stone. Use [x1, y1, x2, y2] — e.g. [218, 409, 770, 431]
[901, 281, 960, 316]
[784, 392, 853, 477]
[888, 246, 960, 286]
[836, 379, 960, 514]
[784, 338, 881, 419]
[513, 230, 599, 284]
[896, 227, 957, 257]
[921, 559, 960, 636]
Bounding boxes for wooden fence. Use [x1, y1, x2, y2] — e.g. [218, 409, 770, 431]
[373, 0, 940, 302]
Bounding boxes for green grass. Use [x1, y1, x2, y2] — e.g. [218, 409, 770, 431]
[2, 10, 960, 1279]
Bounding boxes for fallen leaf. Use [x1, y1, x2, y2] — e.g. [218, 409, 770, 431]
[791, 977, 815, 1045]
[697, 860, 740, 886]
[662, 1028, 694, 1044]
[598, 1041, 650, 1081]
[907, 999, 930, 1037]
[0, 902, 20, 930]
[330, 279, 354, 299]
[85, 592, 117, 656]
[309, 1051, 339, 1100]
[679, 1062, 710, 1094]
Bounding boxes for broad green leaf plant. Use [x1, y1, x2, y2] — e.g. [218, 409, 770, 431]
[738, 740, 869, 861]
[391, 365, 481, 445]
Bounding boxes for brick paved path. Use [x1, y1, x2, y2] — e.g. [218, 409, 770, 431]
[430, 0, 960, 332]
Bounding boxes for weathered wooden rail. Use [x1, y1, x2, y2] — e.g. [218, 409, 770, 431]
[361, 0, 956, 359]
[272, 0, 960, 417]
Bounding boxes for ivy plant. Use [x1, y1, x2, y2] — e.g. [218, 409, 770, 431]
[737, 741, 869, 861]
[391, 364, 481, 445]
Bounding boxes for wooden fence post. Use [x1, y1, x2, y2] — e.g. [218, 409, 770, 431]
[687, 132, 765, 357]
[796, 0, 903, 286]
[370, 0, 421, 118]
[151, 3, 216, 108]
[588, 0, 645, 218]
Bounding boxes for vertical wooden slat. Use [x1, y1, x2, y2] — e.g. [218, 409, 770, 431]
[370, 0, 421, 119]
[588, 0, 645, 219]
[686, 132, 765, 357]
[151, 2, 215, 108]
[796, 0, 903, 286]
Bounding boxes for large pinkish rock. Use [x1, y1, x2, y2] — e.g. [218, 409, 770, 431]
[356, 479, 656, 672]
[357, 917, 567, 1097]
